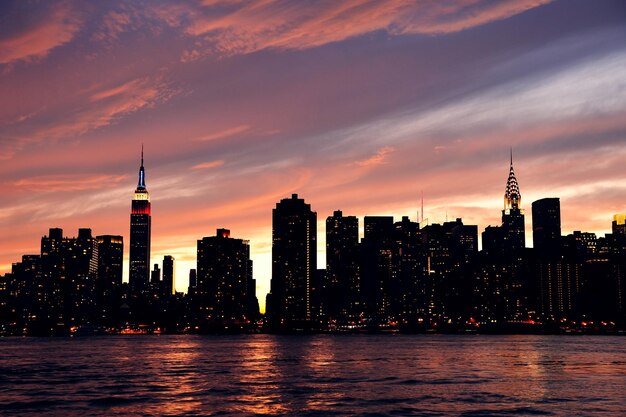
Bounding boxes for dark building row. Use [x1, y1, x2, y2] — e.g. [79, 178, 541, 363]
[0, 228, 123, 334]
[263, 156, 626, 332]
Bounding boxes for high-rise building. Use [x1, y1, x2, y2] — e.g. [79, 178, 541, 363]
[96, 235, 123, 324]
[38, 228, 98, 328]
[613, 214, 626, 236]
[360, 216, 394, 322]
[532, 198, 561, 257]
[392, 216, 427, 324]
[502, 151, 525, 253]
[531, 198, 568, 318]
[162, 255, 175, 297]
[150, 263, 161, 296]
[325, 210, 360, 323]
[188, 269, 197, 295]
[266, 194, 317, 327]
[197, 229, 257, 326]
[129, 147, 151, 296]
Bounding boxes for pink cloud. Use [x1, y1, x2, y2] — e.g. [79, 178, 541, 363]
[11, 174, 126, 193]
[0, 2, 81, 65]
[191, 160, 225, 170]
[155, 0, 552, 57]
[191, 125, 251, 142]
[0, 76, 177, 160]
[354, 146, 395, 167]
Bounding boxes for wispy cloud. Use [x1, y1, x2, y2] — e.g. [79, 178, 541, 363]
[0, 76, 178, 160]
[155, 0, 552, 58]
[191, 125, 251, 142]
[191, 160, 225, 170]
[0, 2, 81, 65]
[355, 146, 395, 167]
[12, 174, 127, 192]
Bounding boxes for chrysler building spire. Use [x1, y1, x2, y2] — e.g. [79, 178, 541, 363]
[504, 149, 521, 211]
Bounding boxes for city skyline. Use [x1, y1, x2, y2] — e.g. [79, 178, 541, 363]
[1, 0, 626, 310]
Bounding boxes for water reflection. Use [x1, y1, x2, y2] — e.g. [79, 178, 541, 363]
[0, 335, 624, 416]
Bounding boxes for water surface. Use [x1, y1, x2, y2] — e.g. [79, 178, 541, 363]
[1, 335, 624, 416]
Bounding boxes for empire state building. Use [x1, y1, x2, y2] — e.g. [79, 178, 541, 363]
[129, 147, 151, 296]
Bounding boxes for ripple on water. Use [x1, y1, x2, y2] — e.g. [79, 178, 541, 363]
[0, 335, 624, 417]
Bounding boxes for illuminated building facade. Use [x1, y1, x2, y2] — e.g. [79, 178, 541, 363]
[325, 210, 360, 324]
[267, 194, 317, 328]
[196, 229, 257, 327]
[129, 147, 151, 296]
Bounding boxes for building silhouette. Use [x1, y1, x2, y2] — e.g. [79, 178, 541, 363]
[96, 235, 123, 325]
[196, 229, 258, 329]
[163, 255, 175, 297]
[532, 198, 561, 257]
[129, 146, 151, 296]
[325, 210, 360, 324]
[360, 216, 394, 323]
[266, 194, 317, 328]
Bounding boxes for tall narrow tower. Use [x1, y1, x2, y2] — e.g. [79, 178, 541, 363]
[502, 150, 525, 253]
[267, 194, 317, 327]
[129, 146, 151, 296]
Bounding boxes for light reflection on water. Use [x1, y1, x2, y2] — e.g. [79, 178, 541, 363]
[0, 335, 624, 416]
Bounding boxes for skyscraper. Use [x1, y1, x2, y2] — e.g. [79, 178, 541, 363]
[613, 214, 626, 236]
[129, 147, 151, 296]
[196, 229, 257, 326]
[532, 198, 561, 257]
[267, 194, 317, 328]
[325, 210, 360, 323]
[162, 255, 175, 297]
[360, 216, 394, 322]
[96, 235, 123, 325]
[502, 151, 525, 253]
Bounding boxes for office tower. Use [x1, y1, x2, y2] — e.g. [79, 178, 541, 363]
[392, 216, 427, 325]
[266, 194, 317, 327]
[188, 269, 197, 295]
[325, 210, 360, 324]
[40, 228, 65, 326]
[446, 218, 478, 261]
[149, 263, 162, 299]
[360, 216, 394, 322]
[129, 147, 151, 296]
[162, 255, 175, 297]
[197, 228, 257, 326]
[532, 198, 561, 257]
[4, 255, 42, 334]
[65, 228, 99, 325]
[39, 228, 99, 328]
[96, 235, 123, 325]
[502, 151, 525, 253]
[531, 198, 567, 318]
[613, 214, 626, 236]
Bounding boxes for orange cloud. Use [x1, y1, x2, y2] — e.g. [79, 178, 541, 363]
[355, 146, 395, 167]
[12, 174, 126, 192]
[0, 76, 177, 160]
[191, 125, 251, 142]
[157, 0, 552, 57]
[0, 3, 81, 65]
[191, 160, 225, 170]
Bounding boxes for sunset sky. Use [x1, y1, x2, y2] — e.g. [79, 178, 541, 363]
[1, 0, 625, 310]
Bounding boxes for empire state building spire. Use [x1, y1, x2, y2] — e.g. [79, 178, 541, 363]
[504, 148, 521, 211]
[137, 144, 146, 190]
